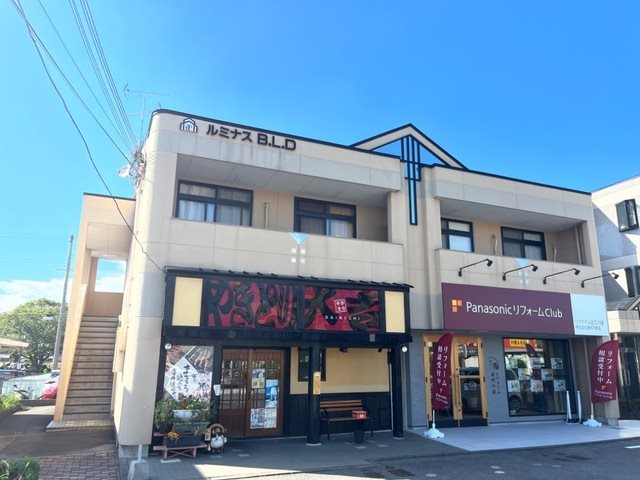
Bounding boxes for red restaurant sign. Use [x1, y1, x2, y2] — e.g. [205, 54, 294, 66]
[590, 340, 620, 403]
[432, 333, 453, 409]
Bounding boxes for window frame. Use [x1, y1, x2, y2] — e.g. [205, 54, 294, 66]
[441, 218, 474, 252]
[501, 227, 547, 261]
[297, 348, 326, 382]
[616, 199, 639, 232]
[175, 180, 253, 226]
[294, 197, 356, 238]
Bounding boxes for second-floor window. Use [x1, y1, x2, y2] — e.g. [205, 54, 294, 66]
[616, 199, 639, 232]
[441, 219, 473, 252]
[502, 227, 546, 260]
[294, 198, 355, 238]
[176, 181, 252, 226]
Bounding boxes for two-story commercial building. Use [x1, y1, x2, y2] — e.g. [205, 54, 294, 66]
[54, 110, 616, 458]
[593, 176, 640, 418]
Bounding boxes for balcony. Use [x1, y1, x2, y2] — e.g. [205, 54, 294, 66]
[163, 218, 406, 284]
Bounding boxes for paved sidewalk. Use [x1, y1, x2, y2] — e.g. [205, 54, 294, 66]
[0, 405, 119, 480]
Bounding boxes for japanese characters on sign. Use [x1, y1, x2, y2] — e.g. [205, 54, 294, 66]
[432, 333, 453, 410]
[590, 340, 620, 403]
[179, 117, 297, 151]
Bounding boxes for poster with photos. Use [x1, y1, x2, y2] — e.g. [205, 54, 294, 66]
[252, 368, 265, 389]
[530, 379, 544, 393]
[264, 408, 277, 428]
[163, 345, 213, 401]
[265, 379, 278, 408]
[551, 358, 564, 370]
[541, 369, 553, 381]
[250, 408, 266, 429]
[507, 380, 521, 393]
[554, 379, 566, 392]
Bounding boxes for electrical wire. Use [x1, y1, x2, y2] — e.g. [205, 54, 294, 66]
[36, 0, 126, 149]
[9, 3, 130, 163]
[68, 0, 135, 153]
[11, 0, 164, 274]
[79, 0, 137, 149]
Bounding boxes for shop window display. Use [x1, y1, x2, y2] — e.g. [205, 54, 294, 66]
[503, 338, 572, 416]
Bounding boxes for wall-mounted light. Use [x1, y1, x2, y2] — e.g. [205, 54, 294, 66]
[458, 258, 493, 276]
[502, 264, 538, 281]
[543, 268, 580, 284]
[401, 345, 408, 353]
[164, 343, 172, 351]
[581, 272, 619, 288]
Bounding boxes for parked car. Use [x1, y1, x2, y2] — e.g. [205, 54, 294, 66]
[0, 369, 27, 381]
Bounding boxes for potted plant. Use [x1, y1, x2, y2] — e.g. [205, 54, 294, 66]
[154, 398, 178, 433]
[172, 397, 211, 438]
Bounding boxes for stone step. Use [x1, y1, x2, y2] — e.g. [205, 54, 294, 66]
[74, 348, 114, 356]
[72, 361, 113, 370]
[74, 354, 114, 362]
[79, 326, 116, 337]
[72, 368, 113, 376]
[77, 333, 116, 341]
[64, 404, 111, 415]
[67, 388, 112, 398]
[66, 396, 111, 406]
[68, 381, 112, 390]
[75, 342, 116, 350]
[61, 412, 112, 422]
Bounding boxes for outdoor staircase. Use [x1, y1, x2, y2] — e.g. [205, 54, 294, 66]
[62, 316, 117, 421]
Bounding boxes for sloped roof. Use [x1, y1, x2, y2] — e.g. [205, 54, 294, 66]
[352, 124, 467, 170]
[0, 338, 28, 348]
[607, 295, 640, 311]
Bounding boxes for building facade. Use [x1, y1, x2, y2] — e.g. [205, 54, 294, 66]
[593, 176, 640, 417]
[55, 110, 617, 458]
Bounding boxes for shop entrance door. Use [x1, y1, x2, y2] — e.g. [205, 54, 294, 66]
[424, 335, 487, 427]
[219, 349, 285, 437]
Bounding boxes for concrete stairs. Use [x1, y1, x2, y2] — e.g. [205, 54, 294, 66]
[62, 316, 117, 421]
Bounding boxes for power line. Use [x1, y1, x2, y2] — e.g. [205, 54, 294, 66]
[78, 0, 137, 148]
[11, 2, 130, 162]
[11, 0, 164, 274]
[36, 0, 126, 149]
[68, 0, 134, 153]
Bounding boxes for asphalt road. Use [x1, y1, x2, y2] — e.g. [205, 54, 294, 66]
[264, 439, 640, 480]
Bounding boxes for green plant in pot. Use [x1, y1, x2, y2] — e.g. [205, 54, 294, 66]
[154, 398, 178, 433]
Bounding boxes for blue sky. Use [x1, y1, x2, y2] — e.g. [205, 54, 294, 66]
[1, 1, 638, 311]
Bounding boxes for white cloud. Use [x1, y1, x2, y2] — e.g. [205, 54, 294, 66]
[0, 278, 66, 313]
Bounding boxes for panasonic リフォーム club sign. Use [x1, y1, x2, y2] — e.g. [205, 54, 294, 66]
[442, 283, 608, 336]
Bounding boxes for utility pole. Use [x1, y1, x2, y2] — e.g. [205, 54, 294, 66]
[52, 234, 74, 370]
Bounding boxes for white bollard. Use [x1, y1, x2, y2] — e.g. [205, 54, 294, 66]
[576, 390, 583, 423]
[565, 390, 572, 423]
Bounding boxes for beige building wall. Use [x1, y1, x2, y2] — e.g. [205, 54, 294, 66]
[290, 348, 389, 395]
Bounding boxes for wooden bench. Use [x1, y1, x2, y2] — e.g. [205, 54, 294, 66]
[320, 399, 373, 441]
[152, 442, 208, 460]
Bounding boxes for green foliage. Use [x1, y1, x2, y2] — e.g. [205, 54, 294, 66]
[0, 395, 21, 412]
[0, 457, 39, 480]
[0, 298, 60, 372]
[153, 398, 178, 429]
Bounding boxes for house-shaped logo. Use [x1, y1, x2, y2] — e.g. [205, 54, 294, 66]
[179, 118, 198, 133]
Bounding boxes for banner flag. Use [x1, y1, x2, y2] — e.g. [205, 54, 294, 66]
[590, 340, 620, 403]
[432, 333, 454, 410]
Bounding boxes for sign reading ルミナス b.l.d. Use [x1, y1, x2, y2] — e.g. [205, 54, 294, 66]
[442, 283, 608, 336]
[179, 117, 297, 151]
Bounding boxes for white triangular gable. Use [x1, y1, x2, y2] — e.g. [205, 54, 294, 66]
[353, 124, 466, 170]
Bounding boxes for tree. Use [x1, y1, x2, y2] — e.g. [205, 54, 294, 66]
[0, 298, 60, 371]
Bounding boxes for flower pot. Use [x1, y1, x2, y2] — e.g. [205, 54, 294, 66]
[173, 409, 193, 421]
[166, 434, 201, 447]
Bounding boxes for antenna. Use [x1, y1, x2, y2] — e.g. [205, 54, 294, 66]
[124, 84, 169, 142]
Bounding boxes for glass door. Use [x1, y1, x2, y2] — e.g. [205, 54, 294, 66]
[424, 335, 486, 427]
[219, 349, 285, 437]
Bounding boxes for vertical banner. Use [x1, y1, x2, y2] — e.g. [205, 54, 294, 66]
[432, 333, 454, 409]
[590, 340, 620, 403]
